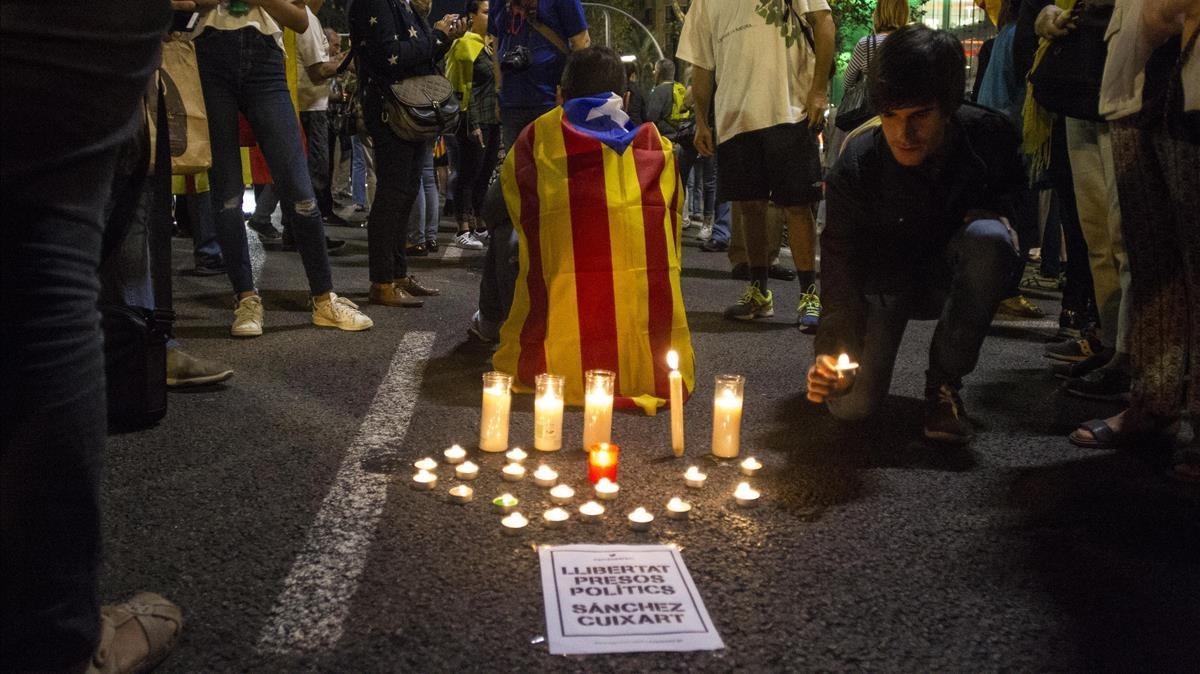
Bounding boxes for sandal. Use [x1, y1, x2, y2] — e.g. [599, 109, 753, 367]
[88, 592, 183, 674]
[1069, 417, 1183, 450]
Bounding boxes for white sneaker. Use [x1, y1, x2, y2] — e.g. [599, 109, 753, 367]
[453, 231, 485, 250]
[231, 295, 264, 337]
[698, 222, 713, 241]
[312, 293, 374, 331]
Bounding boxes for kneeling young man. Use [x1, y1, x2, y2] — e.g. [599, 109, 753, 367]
[806, 24, 1024, 444]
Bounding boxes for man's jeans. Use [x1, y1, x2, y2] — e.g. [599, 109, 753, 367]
[195, 27, 333, 296]
[678, 143, 715, 219]
[710, 201, 732, 246]
[828, 219, 1017, 421]
[408, 142, 439, 245]
[178, 193, 223, 267]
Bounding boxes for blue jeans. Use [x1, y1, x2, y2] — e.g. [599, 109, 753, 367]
[195, 27, 332, 296]
[677, 144, 715, 219]
[408, 143, 439, 245]
[352, 135, 370, 207]
[179, 193, 223, 266]
[827, 220, 1018, 421]
[711, 201, 732, 245]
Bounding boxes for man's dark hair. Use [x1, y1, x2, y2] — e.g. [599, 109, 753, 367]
[464, 0, 486, 15]
[625, 62, 638, 80]
[869, 24, 966, 115]
[560, 47, 626, 101]
[655, 58, 675, 83]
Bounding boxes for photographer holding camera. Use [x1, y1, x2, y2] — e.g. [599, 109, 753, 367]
[490, 0, 590, 148]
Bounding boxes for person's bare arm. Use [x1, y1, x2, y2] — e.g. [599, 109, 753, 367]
[805, 9, 835, 129]
[248, 0, 309, 33]
[306, 55, 349, 84]
[568, 29, 590, 50]
[691, 65, 715, 156]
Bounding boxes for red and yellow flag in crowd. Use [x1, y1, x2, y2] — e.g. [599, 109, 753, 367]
[493, 103, 696, 414]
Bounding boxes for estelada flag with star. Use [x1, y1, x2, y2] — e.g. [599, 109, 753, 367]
[493, 94, 696, 415]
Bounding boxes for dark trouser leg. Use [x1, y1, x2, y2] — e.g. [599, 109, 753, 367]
[0, 3, 168, 668]
[300, 110, 332, 218]
[405, 144, 436, 248]
[473, 124, 502, 216]
[927, 219, 1019, 388]
[364, 96, 423, 283]
[456, 126, 484, 224]
[184, 193, 224, 266]
[827, 296, 910, 421]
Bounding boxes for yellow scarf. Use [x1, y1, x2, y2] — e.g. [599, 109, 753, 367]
[1022, 0, 1078, 176]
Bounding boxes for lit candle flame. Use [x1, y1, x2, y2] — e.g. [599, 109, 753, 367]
[666, 349, 679, 371]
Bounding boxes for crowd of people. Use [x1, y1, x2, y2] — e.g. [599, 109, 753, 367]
[3, 0, 1196, 670]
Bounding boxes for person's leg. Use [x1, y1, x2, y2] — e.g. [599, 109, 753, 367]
[406, 144, 430, 247]
[1, 4, 168, 668]
[456, 126, 482, 229]
[1066, 117, 1122, 352]
[364, 97, 423, 288]
[711, 201, 732, 245]
[351, 134, 368, 208]
[826, 296, 910, 421]
[421, 146, 439, 244]
[701, 153, 716, 221]
[1050, 120, 1096, 334]
[250, 182, 279, 229]
[735, 200, 772, 290]
[473, 124, 503, 218]
[1096, 123, 1131, 357]
[184, 191, 224, 269]
[300, 110, 332, 218]
[331, 134, 356, 212]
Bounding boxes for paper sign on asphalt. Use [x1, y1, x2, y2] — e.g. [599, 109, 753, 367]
[538, 544, 724, 655]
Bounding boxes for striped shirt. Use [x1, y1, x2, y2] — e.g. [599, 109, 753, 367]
[843, 33, 889, 91]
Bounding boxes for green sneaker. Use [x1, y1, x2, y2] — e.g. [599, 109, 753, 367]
[724, 284, 774, 321]
[797, 284, 821, 333]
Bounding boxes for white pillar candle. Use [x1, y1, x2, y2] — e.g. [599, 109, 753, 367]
[411, 469, 437, 491]
[666, 497, 692, 520]
[734, 482, 760, 508]
[582, 370, 615, 451]
[667, 350, 685, 457]
[548, 484, 575, 505]
[711, 375, 745, 459]
[532, 464, 559, 487]
[455, 461, 480, 481]
[542, 507, 570, 528]
[447, 484, 474, 504]
[413, 457, 438, 472]
[479, 372, 512, 453]
[492, 493, 519, 514]
[578, 500, 606, 523]
[501, 511, 528, 535]
[501, 462, 526, 482]
[594, 477, 620, 500]
[739, 457, 762, 477]
[684, 466, 707, 489]
[505, 447, 527, 464]
[627, 507, 654, 532]
[443, 444, 467, 465]
[533, 373, 565, 452]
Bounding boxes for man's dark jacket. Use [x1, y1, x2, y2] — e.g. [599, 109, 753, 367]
[814, 103, 1025, 357]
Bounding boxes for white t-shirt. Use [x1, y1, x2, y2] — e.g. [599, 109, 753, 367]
[295, 7, 331, 112]
[198, 4, 285, 51]
[676, 0, 830, 141]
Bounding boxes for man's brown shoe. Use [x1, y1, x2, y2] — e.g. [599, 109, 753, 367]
[395, 275, 440, 296]
[369, 282, 423, 307]
[88, 592, 182, 674]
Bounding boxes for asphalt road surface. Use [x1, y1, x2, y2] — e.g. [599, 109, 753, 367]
[102, 221, 1200, 672]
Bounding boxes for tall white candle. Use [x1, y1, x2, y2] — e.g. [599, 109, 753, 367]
[533, 374, 565, 452]
[582, 370, 615, 451]
[711, 375, 745, 459]
[479, 372, 512, 453]
[667, 350, 685, 457]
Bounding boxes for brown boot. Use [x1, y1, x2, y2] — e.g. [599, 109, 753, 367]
[88, 592, 183, 674]
[369, 282, 423, 307]
[394, 274, 440, 297]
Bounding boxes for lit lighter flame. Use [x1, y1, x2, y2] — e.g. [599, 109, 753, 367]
[666, 349, 679, 371]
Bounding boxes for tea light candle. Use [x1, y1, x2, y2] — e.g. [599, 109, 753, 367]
[587, 442, 619, 484]
[582, 369, 615, 451]
[684, 466, 707, 489]
[447, 484, 474, 504]
[443, 444, 467, 465]
[411, 469, 437, 491]
[492, 493, 519, 514]
[594, 477, 620, 500]
[413, 457, 438, 472]
[505, 447, 527, 464]
[501, 511, 528, 535]
[533, 373, 565, 452]
[549, 484, 575, 505]
[627, 507, 654, 532]
[578, 500, 606, 523]
[667, 350, 685, 457]
[835, 353, 860, 379]
[666, 497, 692, 520]
[479, 372, 512, 452]
[739, 457, 763, 477]
[455, 461, 480, 481]
[532, 464, 559, 487]
[542, 507, 570, 528]
[501, 462, 526, 482]
[711, 374, 745, 459]
[734, 481, 760, 508]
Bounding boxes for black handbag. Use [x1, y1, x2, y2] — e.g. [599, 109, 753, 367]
[836, 34, 877, 132]
[1028, 0, 1113, 122]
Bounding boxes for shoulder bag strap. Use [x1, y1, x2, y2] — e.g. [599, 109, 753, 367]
[526, 10, 569, 55]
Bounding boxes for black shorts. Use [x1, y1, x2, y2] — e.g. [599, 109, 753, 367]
[716, 122, 823, 206]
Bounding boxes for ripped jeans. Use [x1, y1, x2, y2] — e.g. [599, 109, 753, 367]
[195, 27, 332, 296]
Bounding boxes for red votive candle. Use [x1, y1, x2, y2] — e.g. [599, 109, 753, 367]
[587, 442, 619, 484]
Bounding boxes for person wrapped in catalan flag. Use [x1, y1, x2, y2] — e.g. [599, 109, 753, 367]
[491, 46, 695, 414]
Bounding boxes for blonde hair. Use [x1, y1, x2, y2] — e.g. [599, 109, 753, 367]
[873, 0, 910, 33]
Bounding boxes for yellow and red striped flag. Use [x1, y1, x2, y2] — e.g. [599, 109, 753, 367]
[494, 102, 696, 415]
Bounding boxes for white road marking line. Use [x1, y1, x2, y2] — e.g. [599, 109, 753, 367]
[256, 330, 437, 655]
[440, 244, 463, 264]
